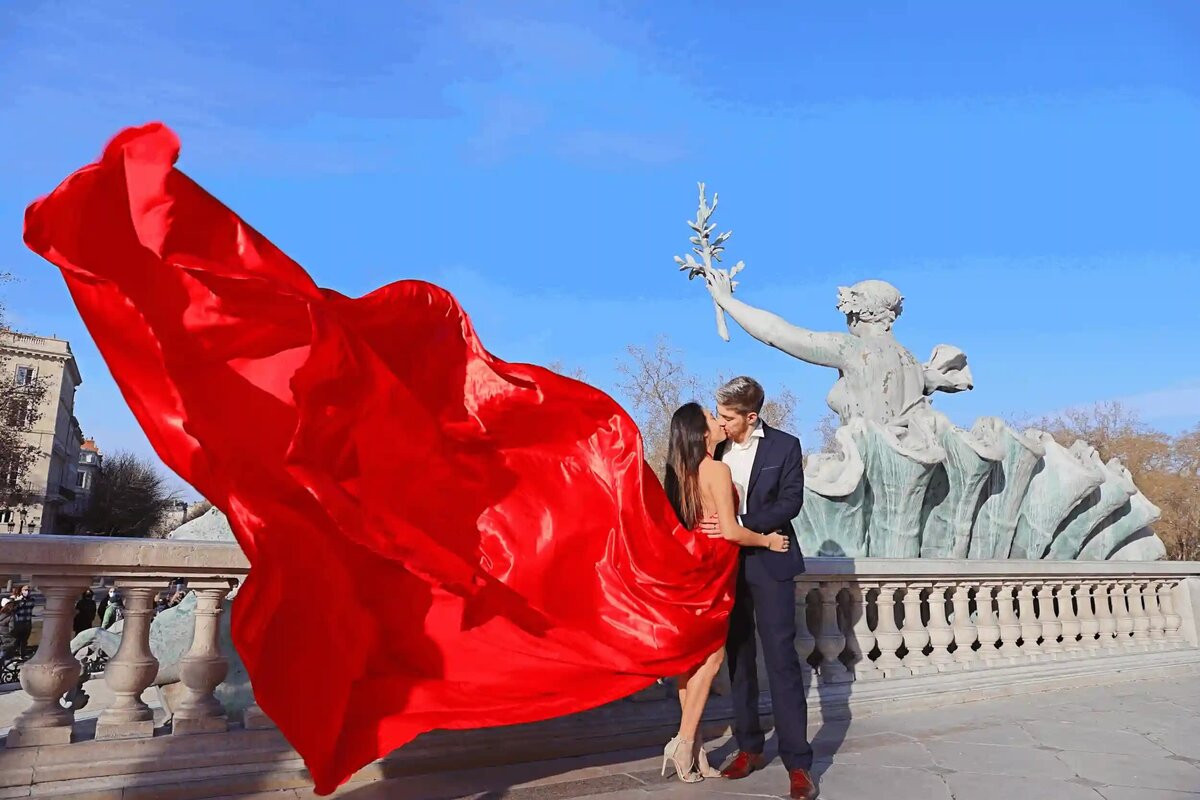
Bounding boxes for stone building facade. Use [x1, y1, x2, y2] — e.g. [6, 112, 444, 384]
[0, 332, 84, 534]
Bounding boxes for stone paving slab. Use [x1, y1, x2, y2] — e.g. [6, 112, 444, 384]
[1097, 789, 1200, 800]
[270, 675, 1200, 800]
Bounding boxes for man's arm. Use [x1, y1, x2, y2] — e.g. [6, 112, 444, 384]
[739, 436, 804, 534]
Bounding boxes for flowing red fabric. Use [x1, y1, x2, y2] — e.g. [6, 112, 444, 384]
[23, 123, 738, 794]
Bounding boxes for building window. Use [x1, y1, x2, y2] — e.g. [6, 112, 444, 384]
[14, 365, 35, 386]
[6, 401, 31, 429]
[76, 471, 86, 488]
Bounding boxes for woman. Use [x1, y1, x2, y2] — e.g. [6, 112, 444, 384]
[661, 402, 789, 782]
[73, 589, 97, 634]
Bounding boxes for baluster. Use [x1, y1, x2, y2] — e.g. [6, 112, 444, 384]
[97, 584, 161, 739]
[1037, 582, 1064, 657]
[1094, 581, 1119, 652]
[1077, 581, 1102, 655]
[900, 584, 936, 675]
[8, 577, 90, 747]
[1159, 581, 1183, 645]
[926, 583, 959, 671]
[173, 584, 231, 734]
[974, 583, 1002, 666]
[795, 584, 817, 676]
[950, 583, 979, 668]
[1143, 580, 1166, 647]
[843, 582, 880, 680]
[873, 583, 905, 675]
[1016, 582, 1043, 660]
[1127, 581, 1152, 651]
[1057, 582, 1083, 656]
[1110, 582, 1136, 651]
[995, 582, 1022, 661]
[1137, 578, 1166, 647]
[815, 582, 851, 683]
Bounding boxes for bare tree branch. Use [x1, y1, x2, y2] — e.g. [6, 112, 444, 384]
[81, 451, 179, 537]
[615, 335, 801, 483]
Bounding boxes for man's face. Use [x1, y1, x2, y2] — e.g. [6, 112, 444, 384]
[19, 587, 29, 598]
[717, 404, 757, 443]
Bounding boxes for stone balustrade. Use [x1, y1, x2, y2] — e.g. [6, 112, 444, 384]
[0, 536, 1198, 796]
[0, 535, 248, 747]
[793, 558, 1199, 684]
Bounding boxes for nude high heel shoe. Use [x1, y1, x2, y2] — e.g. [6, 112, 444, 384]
[695, 743, 722, 778]
[662, 735, 702, 782]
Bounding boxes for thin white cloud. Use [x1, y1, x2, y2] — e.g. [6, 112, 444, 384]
[556, 129, 689, 166]
[1116, 380, 1200, 422]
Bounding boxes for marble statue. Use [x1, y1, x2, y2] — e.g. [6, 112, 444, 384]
[696, 205, 1163, 561]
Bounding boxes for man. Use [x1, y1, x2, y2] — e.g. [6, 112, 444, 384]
[10, 586, 35, 658]
[701, 376, 816, 800]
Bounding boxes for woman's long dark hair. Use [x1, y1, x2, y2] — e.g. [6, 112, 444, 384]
[664, 402, 709, 529]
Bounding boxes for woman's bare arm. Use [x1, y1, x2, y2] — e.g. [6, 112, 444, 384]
[700, 461, 785, 549]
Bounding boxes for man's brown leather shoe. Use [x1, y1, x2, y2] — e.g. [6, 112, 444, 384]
[789, 768, 819, 800]
[720, 750, 766, 779]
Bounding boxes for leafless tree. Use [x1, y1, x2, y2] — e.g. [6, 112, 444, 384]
[616, 336, 801, 481]
[813, 411, 840, 454]
[546, 360, 588, 382]
[81, 451, 179, 537]
[616, 337, 705, 480]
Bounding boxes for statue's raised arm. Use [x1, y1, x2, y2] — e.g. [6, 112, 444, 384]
[704, 269, 853, 370]
[675, 185, 971, 425]
[707, 272, 973, 426]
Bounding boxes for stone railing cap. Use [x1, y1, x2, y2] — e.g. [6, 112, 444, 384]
[1, 534, 249, 580]
[800, 558, 1200, 580]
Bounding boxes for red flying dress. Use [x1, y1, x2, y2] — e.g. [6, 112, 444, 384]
[23, 124, 738, 794]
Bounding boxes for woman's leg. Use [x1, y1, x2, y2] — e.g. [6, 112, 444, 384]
[675, 673, 690, 717]
[677, 649, 725, 742]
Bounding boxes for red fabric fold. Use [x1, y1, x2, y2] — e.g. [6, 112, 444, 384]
[23, 123, 738, 794]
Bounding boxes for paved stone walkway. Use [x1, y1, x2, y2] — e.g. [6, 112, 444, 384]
[262, 676, 1200, 800]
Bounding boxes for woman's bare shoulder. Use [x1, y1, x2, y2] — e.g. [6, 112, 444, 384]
[698, 458, 732, 482]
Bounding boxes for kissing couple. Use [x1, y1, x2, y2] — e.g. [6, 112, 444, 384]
[661, 376, 818, 800]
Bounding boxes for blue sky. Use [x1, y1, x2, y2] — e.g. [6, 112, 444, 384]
[2, 1, 1199, 498]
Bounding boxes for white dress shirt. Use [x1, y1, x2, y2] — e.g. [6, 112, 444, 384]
[721, 421, 764, 518]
